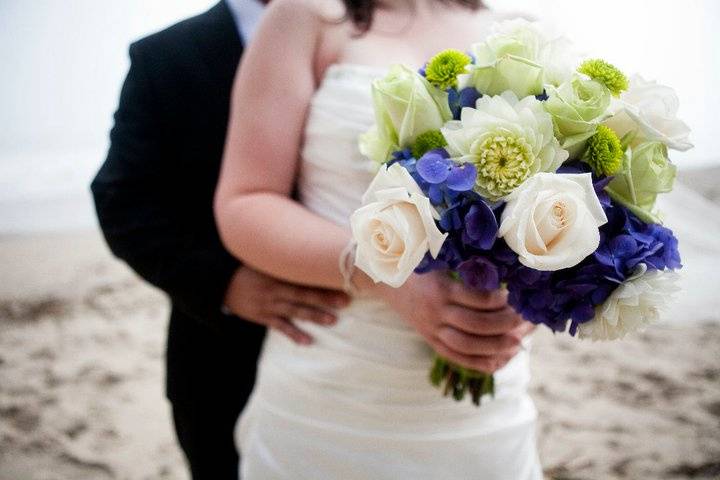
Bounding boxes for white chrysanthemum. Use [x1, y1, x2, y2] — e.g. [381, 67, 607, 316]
[441, 91, 568, 201]
[578, 266, 680, 341]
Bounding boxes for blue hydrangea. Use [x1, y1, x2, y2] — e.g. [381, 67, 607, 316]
[403, 148, 518, 292]
[594, 202, 682, 276]
[391, 60, 682, 335]
[448, 87, 482, 120]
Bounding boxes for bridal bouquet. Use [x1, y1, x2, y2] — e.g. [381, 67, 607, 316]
[350, 19, 692, 405]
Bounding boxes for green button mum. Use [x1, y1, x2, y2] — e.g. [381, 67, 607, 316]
[411, 130, 448, 158]
[425, 49, 472, 90]
[578, 59, 629, 97]
[583, 125, 623, 176]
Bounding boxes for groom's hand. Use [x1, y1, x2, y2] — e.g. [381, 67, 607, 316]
[379, 272, 534, 373]
[223, 266, 350, 345]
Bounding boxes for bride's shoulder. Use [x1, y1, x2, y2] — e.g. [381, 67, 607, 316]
[262, 0, 344, 25]
[252, 0, 342, 55]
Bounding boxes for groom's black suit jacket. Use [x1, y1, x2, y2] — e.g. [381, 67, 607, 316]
[91, 1, 265, 409]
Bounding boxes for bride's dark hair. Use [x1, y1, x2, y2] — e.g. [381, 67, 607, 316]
[342, 0, 483, 33]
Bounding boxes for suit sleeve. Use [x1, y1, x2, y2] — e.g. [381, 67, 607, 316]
[91, 43, 239, 326]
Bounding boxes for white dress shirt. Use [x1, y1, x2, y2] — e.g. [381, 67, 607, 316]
[225, 0, 265, 43]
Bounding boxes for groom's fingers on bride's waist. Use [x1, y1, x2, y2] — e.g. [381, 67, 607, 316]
[275, 284, 350, 309]
[441, 305, 523, 335]
[273, 301, 337, 325]
[437, 327, 521, 356]
[267, 316, 313, 345]
[447, 284, 507, 311]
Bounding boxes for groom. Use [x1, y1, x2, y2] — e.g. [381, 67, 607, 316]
[92, 1, 535, 479]
[91, 1, 321, 478]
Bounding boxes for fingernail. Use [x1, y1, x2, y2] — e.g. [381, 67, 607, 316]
[334, 297, 349, 308]
[299, 336, 312, 345]
[323, 315, 337, 325]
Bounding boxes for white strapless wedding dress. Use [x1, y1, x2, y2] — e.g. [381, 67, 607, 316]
[236, 64, 542, 480]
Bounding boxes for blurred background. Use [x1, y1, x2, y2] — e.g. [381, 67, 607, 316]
[1, 1, 718, 479]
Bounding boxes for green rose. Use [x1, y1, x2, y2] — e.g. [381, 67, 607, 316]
[460, 19, 580, 99]
[465, 31, 544, 99]
[605, 141, 676, 224]
[544, 75, 611, 158]
[359, 65, 452, 164]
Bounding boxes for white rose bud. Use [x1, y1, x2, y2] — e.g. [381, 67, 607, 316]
[350, 164, 447, 287]
[499, 172, 607, 271]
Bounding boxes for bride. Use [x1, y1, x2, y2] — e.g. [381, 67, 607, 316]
[215, 0, 541, 478]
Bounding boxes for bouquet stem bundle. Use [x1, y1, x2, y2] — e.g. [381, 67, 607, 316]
[430, 354, 494, 406]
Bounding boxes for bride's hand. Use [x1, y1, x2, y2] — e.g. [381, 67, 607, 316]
[364, 271, 533, 373]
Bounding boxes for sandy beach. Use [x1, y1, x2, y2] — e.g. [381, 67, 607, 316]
[1, 172, 719, 479]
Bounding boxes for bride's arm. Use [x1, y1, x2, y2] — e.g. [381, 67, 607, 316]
[215, 0, 350, 290]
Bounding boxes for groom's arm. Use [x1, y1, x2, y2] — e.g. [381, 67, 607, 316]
[91, 42, 241, 326]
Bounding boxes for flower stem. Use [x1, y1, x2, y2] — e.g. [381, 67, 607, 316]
[429, 353, 494, 406]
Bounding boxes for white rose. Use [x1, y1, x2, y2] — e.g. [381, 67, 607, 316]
[578, 265, 680, 341]
[350, 164, 447, 287]
[537, 34, 579, 88]
[498, 172, 607, 271]
[604, 75, 693, 151]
